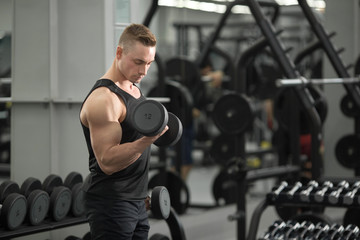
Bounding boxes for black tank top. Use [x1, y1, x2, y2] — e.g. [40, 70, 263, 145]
[80, 79, 150, 200]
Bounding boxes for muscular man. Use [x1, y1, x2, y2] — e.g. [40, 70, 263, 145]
[80, 23, 167, 240]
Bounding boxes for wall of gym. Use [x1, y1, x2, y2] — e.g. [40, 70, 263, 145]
[0, 0, 359, 239]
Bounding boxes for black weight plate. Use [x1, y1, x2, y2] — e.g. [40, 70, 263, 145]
[335, 134, 360, 169]
[147, 80, 193, 128]
[21, 177, 42, 197]
[64, 172, 83, 189]
[83, 232, 91, 240]
[64, 236, 81, 240]
[151, 186, 171, 220]
[209, 134, 237, 166]
[43, 174, 63, 194]
[290, 211, 333, 225]
[343, 208, 360, 227]
[27, 189, 50, 225]
[132, 100, 168, 136]
[340, 94, 360, 118]
[2, 193, 27, 230]
[0, 180, 20, 203]
[165, 57, 201, 90]
[154, 112, 183, 147]
[50, 186, 72, 221]
[148, 171, 190, 215]
[149, 233, 170, 240]
[212, 93, 254, 135]
[71, 182, 85, 217]
[212, 169, 237, 206]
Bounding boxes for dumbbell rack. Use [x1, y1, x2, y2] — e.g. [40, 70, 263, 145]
[0, 216, 87, 239]
[246, 179, 360, 240]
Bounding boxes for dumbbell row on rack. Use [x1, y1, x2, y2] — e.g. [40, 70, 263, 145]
[259, 220, 360, 240]
[268, 180, 360, 207]
[0, 172, 86, 231]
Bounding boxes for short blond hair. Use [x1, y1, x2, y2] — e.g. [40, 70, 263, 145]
[118, 24, 157, 53]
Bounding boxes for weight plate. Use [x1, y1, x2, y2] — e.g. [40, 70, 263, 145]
[343, 208, 360, 227]
[2, 193, 27, 230]
[209, 134, 237, 166]
[212, 93, 254, 135]
[154, 112, 183, 147]
[83, 232, 91, 240]
[147, 80, 193, 128]
[340, 94, 360, 118]
[50, 186, 72, 221]
[71, 182, 85, 217]
[151, 186, 171, 220]
[212, 169, 237, 206]
[21, 177, 42, 197]
[0, 181, 20, 203]
[132, 100, 168, 136]
[149, 233, 170, 240]
[335, 134, 360, 169]
[43, 174, 63, 194]
[275, 86, 328, 133]
[148, 171, 190, 215]
[165, 57, 201, 90]
[27, 189, 50, 225]
[64, 172, 83, 189]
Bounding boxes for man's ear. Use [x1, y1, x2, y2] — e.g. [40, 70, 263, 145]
[116, 46, 123, 59]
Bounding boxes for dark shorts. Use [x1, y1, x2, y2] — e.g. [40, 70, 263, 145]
[84, 192, 149, 240]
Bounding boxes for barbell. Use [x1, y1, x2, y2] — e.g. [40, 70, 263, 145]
[276, 76, 360, 87]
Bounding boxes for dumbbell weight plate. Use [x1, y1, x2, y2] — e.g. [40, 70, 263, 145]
[43, 174, 63, 194]
[21, 177, 42, 197]
[132, 100, 168, 136]
[1, 193, 27, 230]
[154, 112, 183, 147]
[151, 186, 171, 220]
[64, 172, 83, 189]
[27, 189, 50, 225]
[50, 186, 72, 221]
[71, 183, 85, 217]
[0, 180, 20, 203]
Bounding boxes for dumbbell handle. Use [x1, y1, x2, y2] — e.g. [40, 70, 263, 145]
[343, 187, 360, 205]
[272, 181, 288, 200]
[287, 182, 302, 199]
[314, 181, 333, 202]
[328, 181, 349, 204]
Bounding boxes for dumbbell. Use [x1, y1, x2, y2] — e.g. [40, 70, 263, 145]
[42, 174, 72, 221]
[314, 181, 333, 203]
[327, 223, 345, 239]
[131, 99, 183, 147]
[0, 180, 27, 230]
[271, 181, 288, 201]
[299, 180, 319, 202]
[343, 181, 360, 205]
[297, 221, 316, 240]
[63, 172, 85, 217]
[261, 221, 287, 239]
[341, 224, 360, 240]
[148, 186, 171, 220]
[286, 181, 302, 199]
[20, 177, 50, 225]
[328, 180, 349, 204]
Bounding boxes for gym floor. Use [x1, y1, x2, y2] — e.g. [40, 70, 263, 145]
[148, 163, 348, 240]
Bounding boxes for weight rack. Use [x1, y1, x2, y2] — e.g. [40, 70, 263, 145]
[247, 178, 360, 240]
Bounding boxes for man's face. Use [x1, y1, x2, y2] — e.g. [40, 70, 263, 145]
[117, 41, 156, 84]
